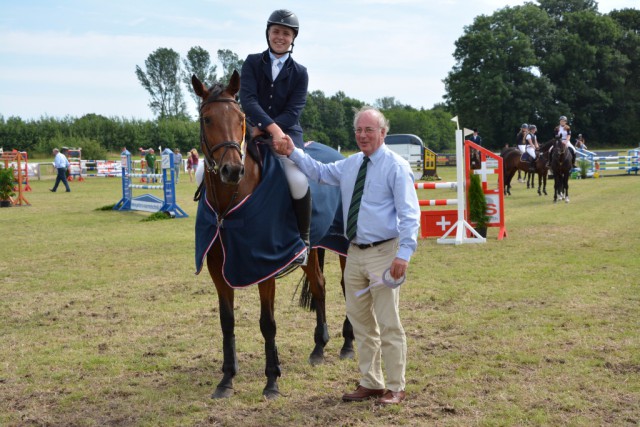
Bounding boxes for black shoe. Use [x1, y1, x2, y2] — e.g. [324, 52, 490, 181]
[66, 190, 71, 192]
[49, 189, 56, 192]
[292, 189, 312, 266]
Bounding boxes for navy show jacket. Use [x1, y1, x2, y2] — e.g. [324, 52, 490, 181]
[240, 50, 308, 148]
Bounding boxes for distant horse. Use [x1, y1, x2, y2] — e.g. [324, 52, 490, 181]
[192, 71, 354, 400]
[469, 147, 481, 170]
[501, 147, 549, 196]
[548, 138, 572, 203]
[530, 150, 550, 196]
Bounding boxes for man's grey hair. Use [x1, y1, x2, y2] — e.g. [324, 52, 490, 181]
[353, 106, 390, 133]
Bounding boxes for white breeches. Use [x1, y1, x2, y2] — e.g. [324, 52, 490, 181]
[275, 153, 309, 200]
[195, 161, 204, 186]
[564, 140, 576, 153]
[517, 144, 526, 153]
[526, 146, 536, 159]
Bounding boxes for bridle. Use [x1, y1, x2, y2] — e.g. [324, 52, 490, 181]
[196, 88, 247, 221]
[198, 92, 246, 175]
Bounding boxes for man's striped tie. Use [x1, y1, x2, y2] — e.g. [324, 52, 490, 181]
[346, 157, 370, 241]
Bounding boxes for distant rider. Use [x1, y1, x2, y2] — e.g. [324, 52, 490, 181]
[525, 124, 539, 172]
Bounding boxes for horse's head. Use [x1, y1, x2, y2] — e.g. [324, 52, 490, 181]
[470, 148, 481, 170]
[192, 70, 245, 185]
[554, 136, 567, 157]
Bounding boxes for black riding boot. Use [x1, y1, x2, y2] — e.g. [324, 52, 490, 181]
[292, 188, 312, 266]
[530, 159, 536, 172]
[571, 150, 576, 169]
[547, 151, 553, 168]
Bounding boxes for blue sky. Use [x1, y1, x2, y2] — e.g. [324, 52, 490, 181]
[1, 0, 637, 121]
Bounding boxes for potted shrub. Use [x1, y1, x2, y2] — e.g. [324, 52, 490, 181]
[468, 173, 489, 237]
[0, 167, 16, 207]
[578, 159, 590, 179]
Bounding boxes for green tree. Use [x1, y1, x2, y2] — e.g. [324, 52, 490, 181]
[445, 5, 555, 149]
[136, 48, 188, 119]
[182, 46, 218, 110]
[217, 49, 244, 85]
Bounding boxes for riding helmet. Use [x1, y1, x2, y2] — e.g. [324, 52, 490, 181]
[521, 123, 528, 129]
[528, 124, 537, 130]
[559, 115, 567, 121]
[267, 9, 299, 36]
[266, 9, 299, 54]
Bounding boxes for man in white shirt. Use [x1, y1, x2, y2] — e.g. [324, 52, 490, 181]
[50, 148, 70, 192]
[273, 106, 420, 405]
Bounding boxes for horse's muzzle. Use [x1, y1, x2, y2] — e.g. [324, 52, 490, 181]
[220, 163, 245, 185]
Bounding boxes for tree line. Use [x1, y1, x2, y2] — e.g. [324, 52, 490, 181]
[445, 0, 640, 149]
[1, 0, 637, 156]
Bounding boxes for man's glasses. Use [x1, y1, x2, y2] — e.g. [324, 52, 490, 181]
[354, 127, 379, 135]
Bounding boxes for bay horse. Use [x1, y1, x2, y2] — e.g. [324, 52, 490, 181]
[548, 138, 572, 203]
[469, 146, 481, 170]
[191, 71, 354, 400]
[530, 150, 550, 196]
[501, 147, 549, 196]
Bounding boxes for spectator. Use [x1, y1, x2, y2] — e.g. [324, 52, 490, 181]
[187, 148, 199, 183]
[174, 148, 182, 183]
[50, 148, 70, 192]
[469, 128, 482, 146]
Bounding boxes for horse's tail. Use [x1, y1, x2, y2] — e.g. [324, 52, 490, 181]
[298, 248, 325, 311]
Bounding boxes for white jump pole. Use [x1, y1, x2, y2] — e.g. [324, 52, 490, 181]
[437, 129, 486, 245]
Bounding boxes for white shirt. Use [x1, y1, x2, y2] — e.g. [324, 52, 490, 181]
[289, 144, 421, 261]
[53, 152, 69, 169]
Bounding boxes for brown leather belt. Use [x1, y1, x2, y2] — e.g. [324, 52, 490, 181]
[350, 238, 393, 250]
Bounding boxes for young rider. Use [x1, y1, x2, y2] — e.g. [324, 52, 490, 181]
[554, 115, 576, 168]
[526, 124, 539, 171]
[239, 9, 311, 265]
[515, 123, 528, 181]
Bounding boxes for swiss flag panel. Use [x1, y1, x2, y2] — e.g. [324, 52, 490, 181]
[420, 210, 457, 238]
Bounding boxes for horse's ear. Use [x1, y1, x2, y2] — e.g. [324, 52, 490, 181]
[192, 74, 208, 100]
[226, 70, 240, 97]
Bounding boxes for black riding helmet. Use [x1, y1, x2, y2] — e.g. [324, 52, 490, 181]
[266, 9, 299, 54]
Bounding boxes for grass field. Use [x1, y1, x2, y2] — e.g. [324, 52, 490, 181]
[1, 166, 639, 426]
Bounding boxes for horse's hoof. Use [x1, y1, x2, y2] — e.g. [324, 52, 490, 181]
[212, 386, 234, 399]
[309, 353, 325, 366]
[263, 388, 281, 400]
[339, 348, 355, 360]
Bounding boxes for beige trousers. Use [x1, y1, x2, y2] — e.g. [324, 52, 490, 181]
[345, 238, 406, 392]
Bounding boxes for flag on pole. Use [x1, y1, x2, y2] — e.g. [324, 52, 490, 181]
[463, 128, 474, 137]
[450, 116, 460, 130]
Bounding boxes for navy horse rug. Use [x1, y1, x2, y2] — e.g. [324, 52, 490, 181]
[195, 140, 348, 288]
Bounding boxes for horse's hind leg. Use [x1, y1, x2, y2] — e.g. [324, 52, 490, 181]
[302, 249, 330, 366]
[210, 270, 237, 399]
[258, 279, 281, 399]
[338, 255, 355, 360]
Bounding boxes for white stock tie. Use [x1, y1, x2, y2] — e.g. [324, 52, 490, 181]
[272, 60, 282, 80]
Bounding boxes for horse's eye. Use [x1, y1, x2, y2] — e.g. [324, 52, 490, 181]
[204, 117, 212, 125]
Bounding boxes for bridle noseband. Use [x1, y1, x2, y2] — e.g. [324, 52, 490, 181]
[199, 94, 246, 175]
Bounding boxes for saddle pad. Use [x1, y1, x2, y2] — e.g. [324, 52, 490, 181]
[195, 141, 349, 288]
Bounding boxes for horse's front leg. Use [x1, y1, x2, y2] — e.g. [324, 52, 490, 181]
[302, 249, 330, 366]
[209, 261, 238, 399]
[258, 278, 281, 399]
